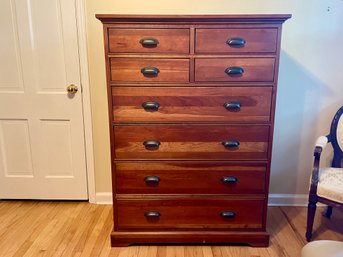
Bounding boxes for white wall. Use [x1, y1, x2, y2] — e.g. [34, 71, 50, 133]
[85, 0, 343, 202]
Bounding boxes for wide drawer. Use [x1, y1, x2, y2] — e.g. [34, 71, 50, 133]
[195, 28, 278, 54]
[114, 125, 269, 160]
[108, 28, 190, 53]
[116, 163, 267, 194]
[110, 58, 189, 83]
[195, 58, 275, 82]
[112, 87, 272, 123]
[117, 198, 264, 229]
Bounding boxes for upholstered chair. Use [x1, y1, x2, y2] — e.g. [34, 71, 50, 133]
[306, 106, 343, 241]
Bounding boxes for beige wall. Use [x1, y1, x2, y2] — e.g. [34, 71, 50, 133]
[85, 0, 343, 196]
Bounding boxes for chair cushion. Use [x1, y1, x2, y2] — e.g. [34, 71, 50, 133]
[301, 240, 343, 257]
[317, 167, 343, 203]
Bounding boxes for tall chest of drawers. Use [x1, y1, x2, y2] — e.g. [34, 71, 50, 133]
[96, 14, 291, 247]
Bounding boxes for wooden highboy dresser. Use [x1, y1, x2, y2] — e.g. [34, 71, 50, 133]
[96, 14, 291, 247]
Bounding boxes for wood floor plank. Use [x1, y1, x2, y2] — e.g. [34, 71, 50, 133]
[61, 204, 99, 256]
[47, 202, 87, 257]
[88, 206, 114, 257]
[1, 202, 56, 256]
[0, 202, 36, 239]
[281, 206, 343, 242]
[267, 207, 305, 257]
[21, 202, 77, 257]
[0, 201, 342, 257]
[166, 246, 185, 257]
[11, 203, 62, 257]
[210, 246, 224, 257]
[184, 246, 204, 257]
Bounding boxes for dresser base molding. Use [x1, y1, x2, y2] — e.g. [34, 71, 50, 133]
[111, 230, 269, 247]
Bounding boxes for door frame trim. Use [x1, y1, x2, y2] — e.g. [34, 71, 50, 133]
[76, 0, 96, 203]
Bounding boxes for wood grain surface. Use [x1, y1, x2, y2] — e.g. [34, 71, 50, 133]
[112, 87, 273, 123]
[0, 201, 342, 256]
[108, 28, 190, 53]
[113, 124, 269, 160]
[110, 58, 189, 82]
[195, 28, 278, 54]
[98, 14, 291, 247]
[195, 58, 275, 82]
[116, 198, 264, 230]
[115, 162, 267, 194]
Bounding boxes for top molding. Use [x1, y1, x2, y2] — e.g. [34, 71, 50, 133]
[96, 14, 292, 24]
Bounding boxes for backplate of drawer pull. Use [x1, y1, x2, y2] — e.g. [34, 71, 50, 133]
[221, 211, 236, 218]
[144, 176, 160, 184]
[222, 140, 240, 148]
[143, 140, 161, 149]
[144, 211, 161, 218]
[223, 101, 241, 112]
[142, 101, 160, 111]
[226, 37, 246, 47]
[141, 66, 160, 76]
[139, 37, 159, 47]
[221, 176, 238, 184]
[225, 66, 244, 76]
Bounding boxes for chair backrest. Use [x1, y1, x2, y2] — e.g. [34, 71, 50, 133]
[330, 106, 343, 167]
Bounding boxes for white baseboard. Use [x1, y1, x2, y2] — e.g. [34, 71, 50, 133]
[268, 194, 308, 206]
[95, 192, 309, 206]
[95, 192, 113, 205]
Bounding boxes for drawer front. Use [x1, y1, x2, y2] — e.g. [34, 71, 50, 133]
[195, 58, 275, 82]
[110, 58, 189, 83]
[117, 199, 264, 229]
[108, 29, 190, 53]
[114, 125, 269, 160]
[112, 87, 272, 123]
[116, 163, 267, 194]
[195, 28, 278, 53]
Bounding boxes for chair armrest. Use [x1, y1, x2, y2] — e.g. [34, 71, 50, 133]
[315, 136, 328, 150]
[310, 136, 329, 196]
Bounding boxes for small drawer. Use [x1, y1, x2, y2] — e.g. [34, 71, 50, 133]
[116, 163, 267, 194]
[113, 124, 269, 160]
[195, 28, 278, 54]
[112, 86, 272, 123]
[195, 58, 275, 82]
[108, 29, 190, 53]
[110, 58, 189, 83]
[117, 198, 264, 230]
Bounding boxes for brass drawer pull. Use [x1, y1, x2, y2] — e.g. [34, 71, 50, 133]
[221, 176, 238, 184]
[144, 211, 161, 218]
[221, 211, 236, 218]
[226, 37, 246, 47]
[224, 101, 241, 111]
[142, 101, 160, 111]
[139, 37, 159, 46]
[144, 176, 160, 184]
[141, 66, 160, 76]
[143, 140, 161, 149]
[222, 140, 240, 149]
[225, 66, 244, 76]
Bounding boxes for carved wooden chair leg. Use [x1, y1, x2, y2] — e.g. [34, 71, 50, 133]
[306, 199, 317, 241]
[324, 206, 333, 218]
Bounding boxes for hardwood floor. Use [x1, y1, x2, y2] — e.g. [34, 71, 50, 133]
[0, 201, 342, 257]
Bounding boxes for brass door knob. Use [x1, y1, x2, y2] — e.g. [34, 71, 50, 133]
[67, 84, 78, 94]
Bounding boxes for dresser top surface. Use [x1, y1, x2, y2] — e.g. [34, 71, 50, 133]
[96, 14, 292, 24]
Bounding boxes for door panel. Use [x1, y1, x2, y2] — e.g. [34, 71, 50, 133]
[0, 0, 88, 199]
[0, 120, 33, 177]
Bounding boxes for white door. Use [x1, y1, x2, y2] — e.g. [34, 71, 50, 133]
[0, 0, 88, 199]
